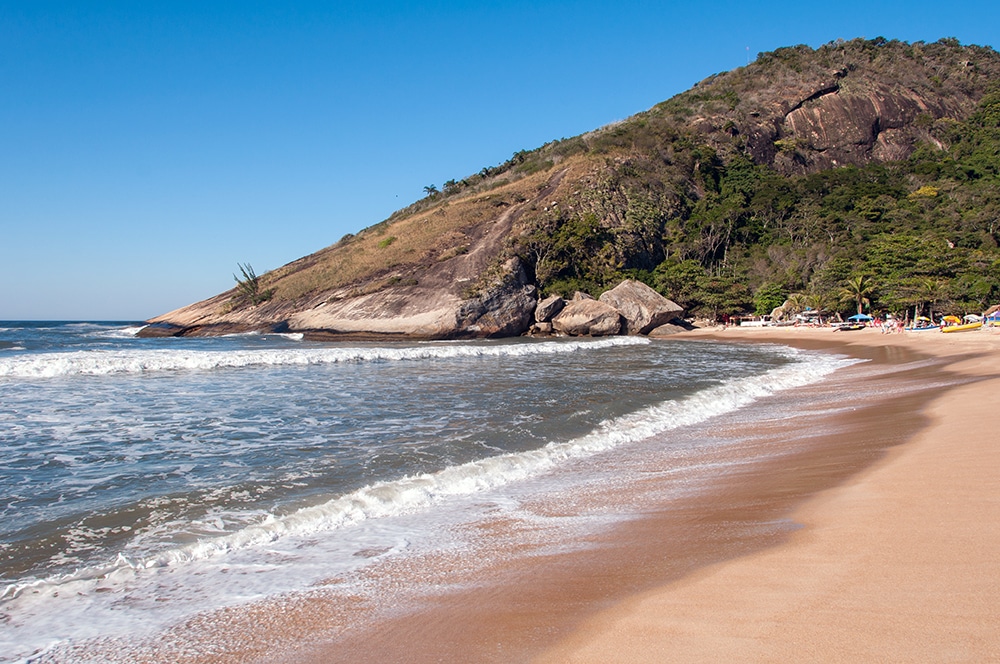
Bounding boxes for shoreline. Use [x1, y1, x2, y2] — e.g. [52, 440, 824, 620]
[282, 327, 996, 662]
[536, 325, 1000, 662]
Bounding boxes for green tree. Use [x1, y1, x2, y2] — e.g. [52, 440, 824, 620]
[914, 277, 944, 319]
[753, 283, 786, 316]
[653, 259, 706, 309]
[809, 289, 839, 318]
[838, 275, 876, 315]
[785, 292, 808, 316]
[694, 275, 752, 321]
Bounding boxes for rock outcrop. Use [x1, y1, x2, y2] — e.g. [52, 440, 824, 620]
[689, 40, 996, 175]
[534, 294, 565, 322]
[143, 168, 568, 340]
[551, 299, 624, 337]
[648, 321, 689, 337]
[455, 258, 536, 337]
[598, 280, 685, 335]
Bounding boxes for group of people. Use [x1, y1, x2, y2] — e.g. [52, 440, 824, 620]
[877, 316, 907, 334]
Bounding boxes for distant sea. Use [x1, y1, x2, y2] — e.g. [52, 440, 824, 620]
[0, 321, 859, 661]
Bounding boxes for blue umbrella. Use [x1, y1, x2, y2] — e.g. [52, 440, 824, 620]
[848, 314, 873, 321]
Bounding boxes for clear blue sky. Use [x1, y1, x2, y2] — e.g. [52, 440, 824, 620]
[3, 1, 998, 320]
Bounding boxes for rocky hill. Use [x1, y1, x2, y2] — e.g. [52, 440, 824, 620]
[144, 37, 1000, 338]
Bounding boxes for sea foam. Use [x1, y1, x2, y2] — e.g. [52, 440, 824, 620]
[2, 346, 859, 602]
[0, 336, 648, 378]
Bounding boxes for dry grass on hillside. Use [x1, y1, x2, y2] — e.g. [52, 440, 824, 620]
[260, 169, 559, 301]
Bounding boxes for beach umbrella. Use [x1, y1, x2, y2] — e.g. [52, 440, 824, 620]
[847, 314, 873, 321]
[943, 315, 961, 325]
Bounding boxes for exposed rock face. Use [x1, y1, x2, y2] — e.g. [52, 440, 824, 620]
[534, 295, 565, 322]
[775, 84, 950, 172]
[530, 321, 553, 335]
[455, 258, 536, 337]
[598, 280, 685, 335]
[691, 41, 998, 176]
[145, 258, 537, 340]
[284, 289, 463, 338]
[770, 302, 790, 322]
[551, 299, 623, 336]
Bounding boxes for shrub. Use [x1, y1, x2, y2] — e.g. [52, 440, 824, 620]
[232, 263, 274, 307]
[909, 185, 940, 198]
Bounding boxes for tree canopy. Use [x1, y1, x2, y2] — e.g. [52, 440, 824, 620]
[512, 87, 1000, 320]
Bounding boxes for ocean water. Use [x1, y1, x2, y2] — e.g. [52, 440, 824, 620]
[0, 322, 860, 661]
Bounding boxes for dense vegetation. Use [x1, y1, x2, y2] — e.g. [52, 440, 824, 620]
[512, 95, 1000, 319]
[495, 38, 1000, 321]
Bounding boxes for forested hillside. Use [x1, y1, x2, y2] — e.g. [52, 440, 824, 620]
[499, 38, 1000, 320]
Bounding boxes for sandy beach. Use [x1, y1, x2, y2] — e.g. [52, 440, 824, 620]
[536, 325, 1000, 663]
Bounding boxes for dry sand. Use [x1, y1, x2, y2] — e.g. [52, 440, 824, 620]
[536, 325, 1000, 663]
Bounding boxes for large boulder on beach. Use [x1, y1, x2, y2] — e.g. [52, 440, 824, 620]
[534, 294, 565, 322]
[552, 299, 623, 336]
[598, 280, 685, 335]
[648, 318, 695, 337]
[455, 258, 537, 337]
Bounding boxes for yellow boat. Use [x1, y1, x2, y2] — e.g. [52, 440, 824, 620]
[941, 321, 983, 333]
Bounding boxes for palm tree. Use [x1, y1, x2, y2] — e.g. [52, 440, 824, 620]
[803, 289, 835, 324]
[915, 277, 942, 320]
[785, 292, 808, 315]
[839, 275, 876, 315]
[423, 184, 439, 196]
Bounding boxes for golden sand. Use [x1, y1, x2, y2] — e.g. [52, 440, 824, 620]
[536, 325, 1000, 663]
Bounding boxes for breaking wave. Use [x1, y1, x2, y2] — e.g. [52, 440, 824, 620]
[0, 336, 648, 379]
[2, 347, 859, 601]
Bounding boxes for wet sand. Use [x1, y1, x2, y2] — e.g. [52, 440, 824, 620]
[536, 325, 1000, 663]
